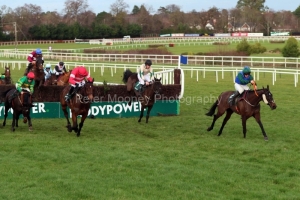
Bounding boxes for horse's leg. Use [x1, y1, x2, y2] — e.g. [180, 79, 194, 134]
[207, 108, 226, 132]
[27, 115, 32, 131]
[2, 103, 10, 126]
[11, 112, 16, 132]
[71, 112, 79, 133]
[62, 104, 72, 132]
[138, 105, 145, 122]
[218, 109, 234, 136]
[253, 113, 268, 141]
[77, 113, 87, 137]
[145, 105, 153, 123]
[127, 91, 132, 106]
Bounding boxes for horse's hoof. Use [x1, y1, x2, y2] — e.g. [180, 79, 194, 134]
[76, 133, 80, 137]
[264, 137, 269, 141]
[23, 119, 28, 123]
[207, 127, 212, 131]
[128, 102, 131, 106]
[29, 126, 33, 131]
[138, 120, 141, 123]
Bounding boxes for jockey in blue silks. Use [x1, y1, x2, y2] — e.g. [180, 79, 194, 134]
[228, 66, 257, 106]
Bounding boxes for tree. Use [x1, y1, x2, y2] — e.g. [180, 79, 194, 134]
[64, 0, 89, 23]
[293, 5, 300, 19]
[110, 0, 129, 16]
[131, 5, 140, 14]
[282, 37, 300, 57]
[236, 0, 265, 11]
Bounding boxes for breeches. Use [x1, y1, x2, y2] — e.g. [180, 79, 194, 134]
[234, 83, 249, 94]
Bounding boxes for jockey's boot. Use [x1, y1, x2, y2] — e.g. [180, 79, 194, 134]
[228, 91, 240, 106]
[65, 86, 75, 102]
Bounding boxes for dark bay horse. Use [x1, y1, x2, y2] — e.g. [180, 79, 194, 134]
[60, 79, 94, 137]
[122, 69, 162, 123]
[0, 66, 12, 85]
[31, 57, 45, 88]
[1, 89, 33, 131]
[205, 85, 277, 140]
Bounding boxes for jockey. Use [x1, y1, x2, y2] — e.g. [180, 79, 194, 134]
[44, 64, 53, 80]
[228, 66, 257, 106]
[135, 59, 154, 97]
[64, 66, 93, 102]
[9, 72, 35, 103]
[25, 48, 44, 75]
[53, 61, 67, 81]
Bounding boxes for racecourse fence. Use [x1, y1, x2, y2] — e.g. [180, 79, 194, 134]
[0, 60, 299, 87]
[1, 49, 300, 69]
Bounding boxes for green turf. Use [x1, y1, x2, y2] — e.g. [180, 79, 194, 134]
[0, 42, 299, 199]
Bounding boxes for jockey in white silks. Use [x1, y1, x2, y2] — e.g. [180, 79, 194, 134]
[44, 64, 53, 80]
[135, 59, 154, 97]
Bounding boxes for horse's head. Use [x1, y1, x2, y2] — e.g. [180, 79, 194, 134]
[35, 57, 44, 71]
[152, 77, 162, 94]
[261, 85, 277, 110]
[4, 66, 10, 78]
[83, 78, 94, 102]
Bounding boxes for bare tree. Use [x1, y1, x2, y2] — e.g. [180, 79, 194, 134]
[64, 0, 89, 23]
[110, 0, 129, 16]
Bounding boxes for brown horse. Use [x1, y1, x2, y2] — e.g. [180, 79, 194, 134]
[0, 66, 12, 85]
[1, 89, 33, 131]
[31, 57, 45, 88]
[205, 85, 277, 140]
[60, 79, 94, 137]
[57, 70, 71, 86]
[122, 69, 162, 123]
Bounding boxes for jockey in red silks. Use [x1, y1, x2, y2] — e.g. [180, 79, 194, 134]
[64, 66, 93, 102]
[25, 48, 44, 75]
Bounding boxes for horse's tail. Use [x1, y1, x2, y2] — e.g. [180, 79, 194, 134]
[122, 69, 133, 83]
[205, 100, 218, 116]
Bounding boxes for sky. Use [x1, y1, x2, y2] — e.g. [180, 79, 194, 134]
[2, 0, 300, 14]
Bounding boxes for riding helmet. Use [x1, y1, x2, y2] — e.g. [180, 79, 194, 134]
[145, 59, 152, 66]
[243, 66, 251, 74]
[59, 61, 64, 66]
[78, 67, 88, 76]
[45, 64, 51, 68]
[36, 48, 42, 54]
[27, 72, 35, 79]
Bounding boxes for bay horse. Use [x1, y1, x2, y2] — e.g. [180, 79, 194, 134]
[31, 57, 45, 88]
[60, 79, 94, 137]
[1, 88, 33, 131]
[122, 69, 162, 123]
[57, 70, 71, 86]
[205, 85, 277, 140]
[0, 66, 12, 85]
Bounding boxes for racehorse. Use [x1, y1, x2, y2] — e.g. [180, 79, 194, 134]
[60, 79, 94, 137]
[31, 57, 45, 88]
[122, 69, 162, 123]
[1, 88, 33, 131]
[205, 85, 277, 140]
[57, 70, 71, 86]
[0, 66, 12, 85]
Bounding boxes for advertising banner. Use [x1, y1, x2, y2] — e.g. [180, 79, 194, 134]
[0, 101, 180, 119]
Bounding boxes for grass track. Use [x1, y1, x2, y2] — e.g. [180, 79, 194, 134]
[0, 44, 300, 199]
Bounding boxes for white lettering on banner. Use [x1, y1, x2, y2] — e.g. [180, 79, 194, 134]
[32, 103, 46, 113]
[69, 102, 142, 117]
[0, 106, 13, 116]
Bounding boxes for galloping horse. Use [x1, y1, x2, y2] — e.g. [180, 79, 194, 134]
[123, 69, 162, 123]
[205, 85, 277, 140]
[1, 88, 33, 131]
[57, 70, 71, 86]
[60, 79, 94, 137]
[0, 66, 12, 85]
[44, 70, 71, 86]
[31, 57, 45, 88]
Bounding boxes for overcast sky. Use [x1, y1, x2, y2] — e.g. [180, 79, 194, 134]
[2, 0, 300, 14]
